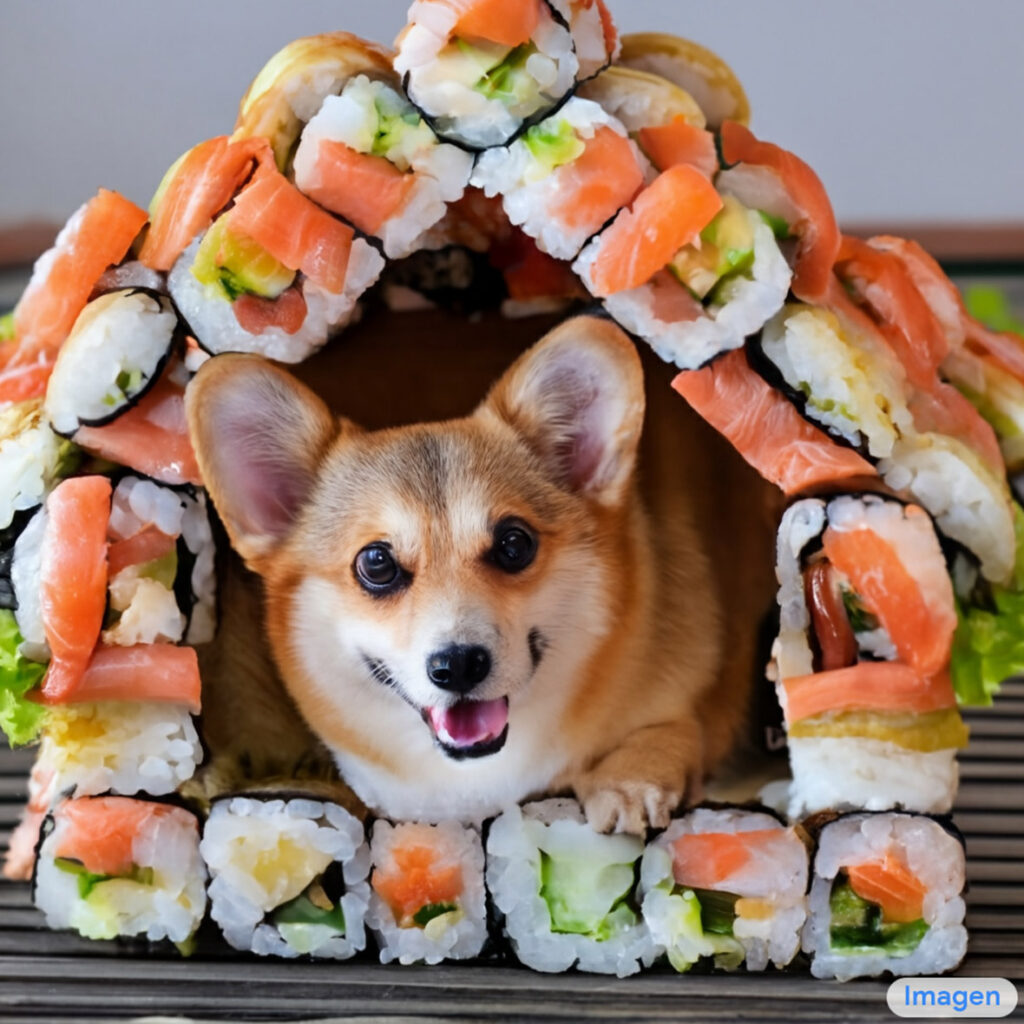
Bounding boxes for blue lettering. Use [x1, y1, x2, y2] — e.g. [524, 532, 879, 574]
[952, 991, 967, 1012]
[908, 987, 937, 1006]
[937, 991, 951, 1007]
[986, 990, 1001, 1006]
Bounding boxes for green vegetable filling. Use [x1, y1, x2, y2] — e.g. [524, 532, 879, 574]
[192, 218, 295, 302]
[964, 284, 1024, 338]
[840, 587, 880, 633]
[669, 197, 755, 301]
[273, 892, 346, 935]
[54, 857, 154, 900]
[758, 210, 791, 240]
[103, 367, 145, 408]
[412, 901, 458, 927]
[473, 42, 538, 104]
[691, 887, 740, 936]
[0, 609, 47, 746]
[539, 850, 638, 941]
[371, 97, 422, 158]
[952, 502, 1024, 705]
[523, 119, 585, 175]
[828, 876, 928, 956]
[0, 312, 15, 343]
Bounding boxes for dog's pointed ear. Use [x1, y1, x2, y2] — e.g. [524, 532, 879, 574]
[186, 354, 339, 565]
[481, 316, 645, 504]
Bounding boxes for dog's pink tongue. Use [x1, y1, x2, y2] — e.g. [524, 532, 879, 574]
[430, 698, 508, 747]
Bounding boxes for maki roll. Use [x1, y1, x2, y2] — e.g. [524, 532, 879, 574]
[43, 289, 182, 437]
[367, 819, 487, 964]
[640, 808, 808, 972]
[168, 159, 384, 363]
[394, 0, 580, 149]
[573, 165, 792, 371]
[33, 795, 207, 944]
[470, 97, 647, 260]
[486, 800, 655, 976]
[201, 795, 370, 959]
[803, 812, 967, 980]
[293, 75, 474, 259]
[774, 495, 968, 818]
[618, 32, 751, 130]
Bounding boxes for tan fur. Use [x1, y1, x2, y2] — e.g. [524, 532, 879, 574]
[185, 311, 780, 831]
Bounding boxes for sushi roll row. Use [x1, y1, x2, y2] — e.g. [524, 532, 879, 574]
[42, 793, 962, 980]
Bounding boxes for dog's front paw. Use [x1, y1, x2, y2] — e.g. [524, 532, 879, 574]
[581, 781, 682, 835]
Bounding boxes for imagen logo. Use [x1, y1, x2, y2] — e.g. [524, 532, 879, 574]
[888, 978, 1018, 1018]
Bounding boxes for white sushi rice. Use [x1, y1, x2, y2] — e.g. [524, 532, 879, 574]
[548, 0, 618, 80]
[880, 433, 1016, 584]
[169, 234, 384, 364]
[486, 799, 655, 977]
[35, 800, 207, 943]
[37, 701, 201, 799]
[0, 403, 69, 530]
[640, 808, 808, 972]
[108, 476, 217, 646]
[102, 570, 185, 647]
[788, 738, 959, 818]
[201, 797, 370, 959]
[760, 304, 914, 459]
[574, 210, 791, 370]
[293, 76, 473, 259]
[92, 260, 166, 295]
[44, 290, 177, 436]
[471, 98, 647, 260]
[366, 819, 486, 965]
[395, 1, 577, 149]
[803, 812, 967, 980]
[11, 504, 49, 662]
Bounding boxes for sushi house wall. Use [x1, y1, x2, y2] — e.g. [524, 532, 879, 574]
[1, 0, 1023, 242]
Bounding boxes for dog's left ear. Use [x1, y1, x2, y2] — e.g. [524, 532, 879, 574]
[481, 316, 645, 505]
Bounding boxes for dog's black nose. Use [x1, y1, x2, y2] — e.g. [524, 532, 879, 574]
[426, 644, 491, 693]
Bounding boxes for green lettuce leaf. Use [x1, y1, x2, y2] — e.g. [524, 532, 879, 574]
[0, 311, 15, 343]
[963, 284, 1024, 337]
[0, 609, 47, 745]
[951, 502, 1024, 705]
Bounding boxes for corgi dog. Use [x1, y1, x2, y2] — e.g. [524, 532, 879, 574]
[186, 314, 779, 832]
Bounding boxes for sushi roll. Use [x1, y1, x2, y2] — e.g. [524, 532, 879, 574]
[71, 359, 202, 487]
[2, 758, 53, 880]
[201, 795, 370, 959]
[618, 32, 751, 130]
[366, 819, 487, 965]
[486, 799, 655, 976]
[394, 0, 580, 149]
[293, 75, 474, 259]
[33, 795, 207, 945]
[640, 808, 808, 972]
[231, 32, 397, 169]
[7, 189, 148, 369]
[168, 159, 384, 363]
[803, 812, 967, 980]
[43, 289, 183, 438]
[774, 495, 968, 818]
[573, 165, 792, 371]
[470, 97, 647, 260]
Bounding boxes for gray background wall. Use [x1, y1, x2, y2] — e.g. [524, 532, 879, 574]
[2, 0, 1022, 228]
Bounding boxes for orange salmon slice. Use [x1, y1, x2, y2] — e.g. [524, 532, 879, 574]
[12, 191, 148, 367]
[106, 525, 177, 579]
[74, 367, 201, 487]
[719, 121, 839, 305]
[672, 349, 877, 495]
[139, 135, 272, 272]
[304, 139, 417, 236]
[227, 167, 354, 294]
[782, 662, 957, 724]
[38, 644, 202, 714]
[638, 117, 718, 178]
[451, 0, 543, 47]
[53, 796, 196, 878]
[0, 360, 54, 403]
[589, 164, 722, 297]
[39, 477, 112, 703]
[846, 853, 926, 923]
[553, 125, 644, 233]
[372, 842, 463, 923]
[822, 523, 956, 677]
[670, 829, 783, 889]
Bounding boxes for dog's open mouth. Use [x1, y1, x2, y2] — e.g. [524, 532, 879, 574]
[424, 697, 509, 759]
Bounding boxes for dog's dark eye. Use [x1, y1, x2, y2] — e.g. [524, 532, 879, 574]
[354, 543, 402, 593]
[491, 520, 537, 574]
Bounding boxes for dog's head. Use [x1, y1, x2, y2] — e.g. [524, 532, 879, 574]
[186, 316, 645, 784]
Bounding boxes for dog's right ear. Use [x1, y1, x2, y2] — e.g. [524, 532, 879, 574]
[185, 354, 338, 566]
